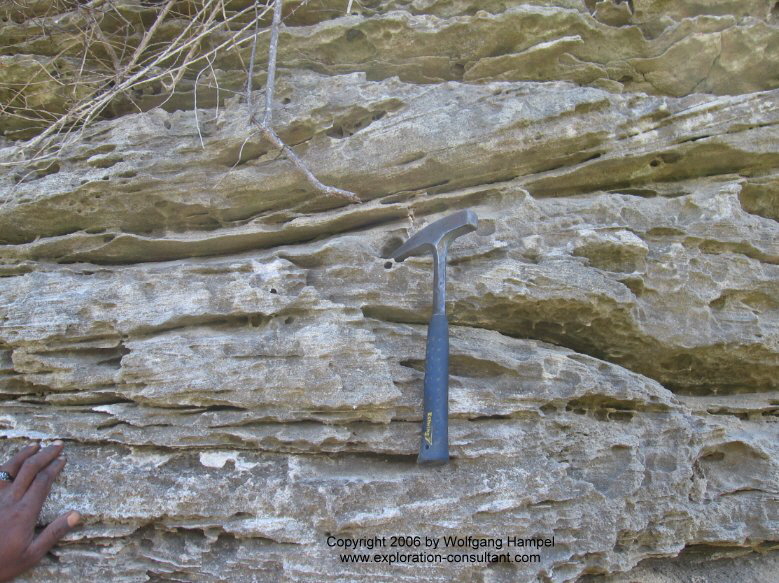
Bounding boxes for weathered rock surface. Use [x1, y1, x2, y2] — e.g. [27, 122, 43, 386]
[1, 1, 778, 582]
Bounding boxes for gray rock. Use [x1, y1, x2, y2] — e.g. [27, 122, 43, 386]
[1, 0, 778, 581]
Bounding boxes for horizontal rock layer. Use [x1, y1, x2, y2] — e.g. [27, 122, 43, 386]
[1, 0, 778, 581]
[2, 0, 779, 139]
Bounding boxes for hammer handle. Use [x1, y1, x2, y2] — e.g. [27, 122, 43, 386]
[418, 313, 449, 464]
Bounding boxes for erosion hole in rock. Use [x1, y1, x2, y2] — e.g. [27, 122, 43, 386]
[248, 314, 266, 328]
[89, 156, 122, 169]
[619, 277, 645, 297]
[609, 410, 634, 422]
[14, 161, 61, 183]
[345, 29, 366, 42]
[325, 114, 383, 140]
[380, 236, 404, 259]
[326, 105, 396, 140]
[565, 397, 641, 422]
[738, 182, 779, 221]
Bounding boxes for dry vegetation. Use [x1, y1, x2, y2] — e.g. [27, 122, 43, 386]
[0, 0, 358, 200]
[1, 1, 274, 160]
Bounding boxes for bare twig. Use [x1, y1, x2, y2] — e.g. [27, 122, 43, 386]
[124, 0, 176, 75]
[85, 8, 122, 84]
[247, 0, 360, 203]
[194, 65, 207, 149]
[162, 0, 221, 92]
[262, 0, 284, 128]
[208, 56, 221, 121]
[245, 1, 260, 108]
[260, 125, 360, 203]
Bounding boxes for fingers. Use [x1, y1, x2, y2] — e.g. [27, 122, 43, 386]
[11, 441, 64, 497]
[22, 455, 66, 512]
[0, 442, 40, 477]
[25, 511, 81, 565]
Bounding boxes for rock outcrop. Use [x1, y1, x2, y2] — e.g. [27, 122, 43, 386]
[1, 1, 778, 581]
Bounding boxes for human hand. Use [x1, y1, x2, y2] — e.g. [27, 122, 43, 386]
[0, 442, 81, 583]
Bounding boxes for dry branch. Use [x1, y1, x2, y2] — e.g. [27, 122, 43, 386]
[1, 1, 265, 166]
[2, 0, 362, 206]
[247, 0, 360, 203]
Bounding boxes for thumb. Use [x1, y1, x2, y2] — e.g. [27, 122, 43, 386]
[26, 511, 81, 563]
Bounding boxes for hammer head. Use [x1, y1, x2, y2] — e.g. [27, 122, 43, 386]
[392, 210, 479, 261]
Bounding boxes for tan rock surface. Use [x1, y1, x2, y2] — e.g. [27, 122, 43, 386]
[1, 1, 778, 581]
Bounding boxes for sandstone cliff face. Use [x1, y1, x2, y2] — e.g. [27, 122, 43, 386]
[1, 1, 778, 581]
